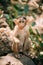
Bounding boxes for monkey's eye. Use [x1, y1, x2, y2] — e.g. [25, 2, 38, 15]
[19, 20, 24, 23]
[21, 21, 24, 23]
[19, 21, 21, 23]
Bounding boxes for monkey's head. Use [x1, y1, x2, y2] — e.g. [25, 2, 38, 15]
[13, 16, 27, 29]
[13, 16, 35, 29]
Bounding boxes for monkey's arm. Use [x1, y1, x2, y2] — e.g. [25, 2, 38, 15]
[13, 25, 19, 36]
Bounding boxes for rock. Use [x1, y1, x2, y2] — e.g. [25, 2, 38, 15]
[0, 17, 13, 56]
[0, 54, 23, 65]
[0, 17, 9, 28]
[0, 32, 13, 56]
[18, 55, 35, 65]
[0, 54, 35, 65]
[33, 16, 43, 34]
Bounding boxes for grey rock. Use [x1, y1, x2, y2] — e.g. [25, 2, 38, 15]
[0, 33, 12, 56]
[18, 55, 35, 65]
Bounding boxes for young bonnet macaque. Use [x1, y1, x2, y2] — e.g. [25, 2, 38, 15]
[12, 16, 34, 58]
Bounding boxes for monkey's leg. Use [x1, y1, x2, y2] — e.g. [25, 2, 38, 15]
[23, 38, 31, 57]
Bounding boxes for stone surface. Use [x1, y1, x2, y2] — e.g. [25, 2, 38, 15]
[0, 33, 13, 56]
[18, 55, 35, 65]
[0, 54, 23, 65]
[0, 54, 35, 65]
[0, 17, 13, 56]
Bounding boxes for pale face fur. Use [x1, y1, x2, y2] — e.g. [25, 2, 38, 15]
[14, 17, 27, 29]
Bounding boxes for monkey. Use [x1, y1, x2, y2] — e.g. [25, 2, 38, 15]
[0, 14, 35, 58]
[12, 16, 35, 58]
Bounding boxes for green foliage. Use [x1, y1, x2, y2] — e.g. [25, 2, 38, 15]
[4, 14, 14, 29]
[29, 27, 43, 59]
[31, 22, 36, 26]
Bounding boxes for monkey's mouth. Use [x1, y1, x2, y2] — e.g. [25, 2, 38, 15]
[19, 25, 25, 29]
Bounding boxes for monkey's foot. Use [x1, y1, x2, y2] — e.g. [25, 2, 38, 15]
[14, 54, 21, 59]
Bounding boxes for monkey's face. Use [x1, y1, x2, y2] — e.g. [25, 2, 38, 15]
[14, 17, 27, 29]
[18, 17, 27, 29]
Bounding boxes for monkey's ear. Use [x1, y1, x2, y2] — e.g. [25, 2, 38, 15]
[13, 19, 19, 25]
